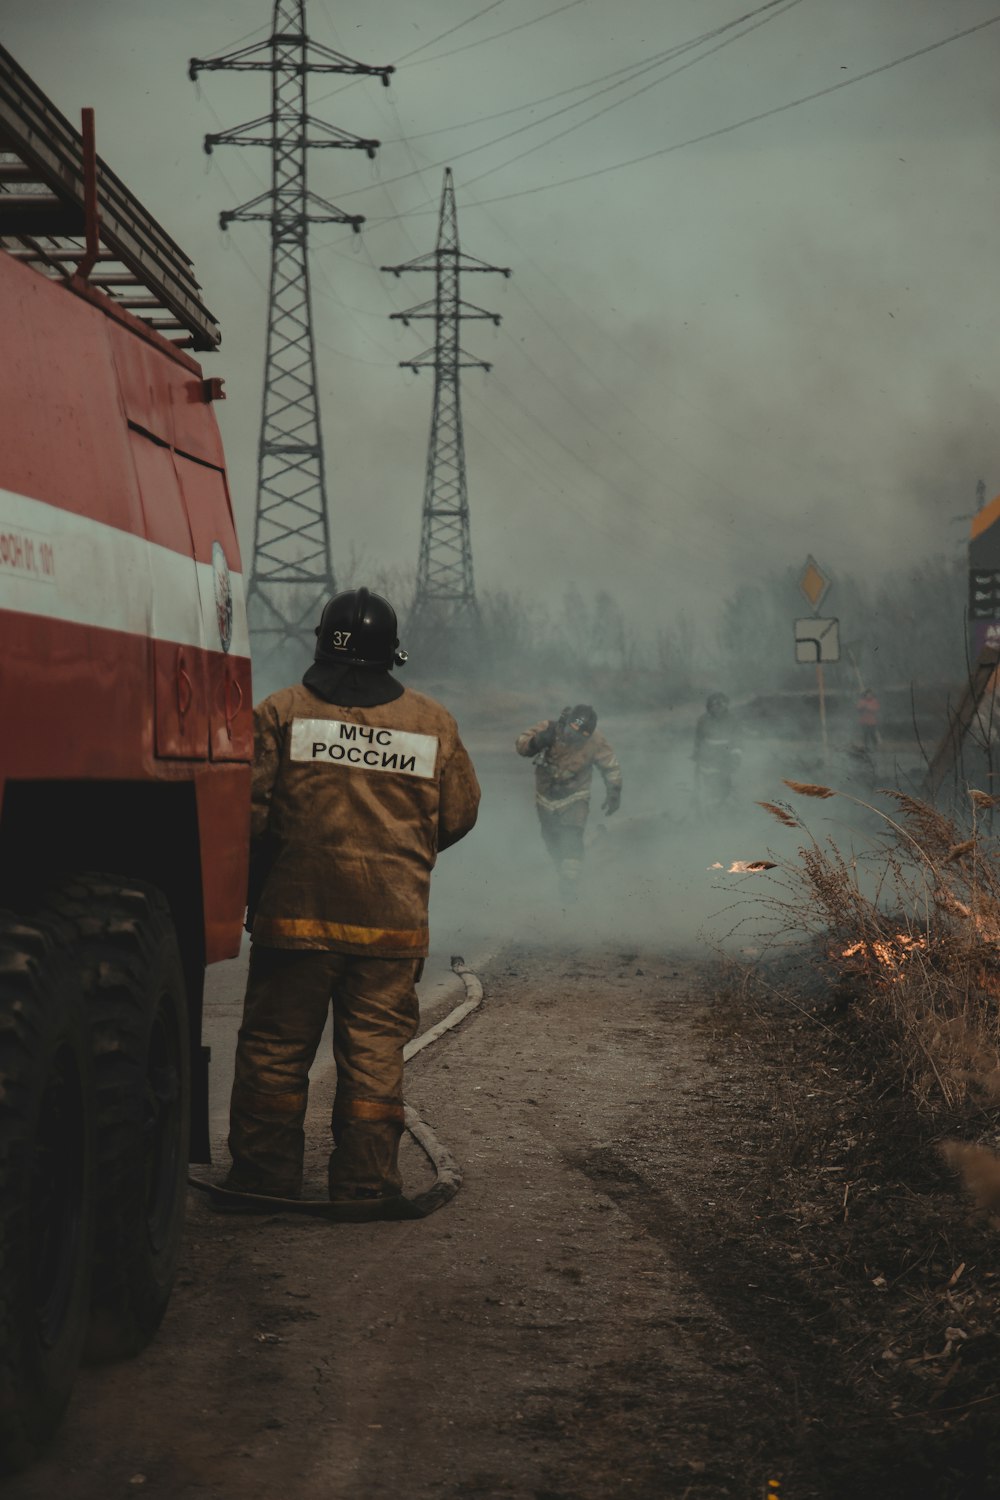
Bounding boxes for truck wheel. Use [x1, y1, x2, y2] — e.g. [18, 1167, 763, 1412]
[43, 877, 190, 1364]
[0, 915, 96, 1473]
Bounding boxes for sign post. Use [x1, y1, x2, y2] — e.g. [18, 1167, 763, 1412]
[797, 557, 836, 759]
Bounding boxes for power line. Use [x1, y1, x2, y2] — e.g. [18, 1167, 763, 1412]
[395, 0, 509, 65]
[335, 0, 799, 204]
[311, 0, 510, 106]
[204, 17, 273, 53]
[493, 317, 778, 522]
[401, 0, 590, 69]
[462, 11, 1000, 208]
[459, 0, 803, 194]
[380, 0, 796, 145]
[382, 93, 443, 240]
[452, 178, 864, 495]
[444, 186, 861, 530]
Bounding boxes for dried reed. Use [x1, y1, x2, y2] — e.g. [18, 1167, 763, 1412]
[761, 783, 1000, 1117]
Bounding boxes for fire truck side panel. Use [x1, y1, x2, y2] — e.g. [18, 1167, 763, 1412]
[195, 765, 252, 962]
[0, 250, 251, 966]
[174, 455, 253, 761]
[106, 316, 227, 468]
[0, 614, 154, 779]
[126, 431, 210, 759]
[0, 254, 147, 535]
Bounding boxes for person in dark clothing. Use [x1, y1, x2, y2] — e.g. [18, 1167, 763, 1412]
[693, 692, 742, 813]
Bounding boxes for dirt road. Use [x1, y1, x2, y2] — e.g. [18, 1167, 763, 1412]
[8, 928, 1000, 1499]
[3, 936, 767, 1500]
[3, 933, 778, 1500]
[8, 713, 997, 1498]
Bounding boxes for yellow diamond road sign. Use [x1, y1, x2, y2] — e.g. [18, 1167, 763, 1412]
[799, 555, 830, 611]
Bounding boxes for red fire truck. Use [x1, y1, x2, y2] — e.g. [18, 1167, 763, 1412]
[0, 47, 252, 1468]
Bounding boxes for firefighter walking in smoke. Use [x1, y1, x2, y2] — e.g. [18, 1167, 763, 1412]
[227, 589, 480, 1206]
[856, 686, 881, 752]
[516, 705, 622, 900]
[693, 692, 742, 815]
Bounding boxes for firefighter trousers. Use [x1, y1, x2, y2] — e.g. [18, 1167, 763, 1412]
[537, 800, 588, 895]
[228, 945, 421, 1200]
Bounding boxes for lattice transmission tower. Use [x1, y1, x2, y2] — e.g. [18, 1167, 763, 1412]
[382, 169, 509, 642]
[190, 4, 392, 673]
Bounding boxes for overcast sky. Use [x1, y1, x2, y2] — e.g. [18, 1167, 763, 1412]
[5, 0, 1000, 638]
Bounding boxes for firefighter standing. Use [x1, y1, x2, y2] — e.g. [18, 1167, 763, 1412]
[227, 589, 480, 1206]
[693, 692, 742, 813]
[856, 687, 881, 751]
[516, 704, 622, 899]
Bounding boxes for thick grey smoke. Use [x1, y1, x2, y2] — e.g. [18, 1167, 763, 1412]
[423, 689, 885, 969]
[5, 0, 999, 661]
[5, 0, 997, 964]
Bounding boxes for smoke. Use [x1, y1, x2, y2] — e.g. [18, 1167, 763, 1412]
[423, 688, 865, 964]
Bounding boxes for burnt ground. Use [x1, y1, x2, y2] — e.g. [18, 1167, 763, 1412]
[7, 939, 1000, 1500]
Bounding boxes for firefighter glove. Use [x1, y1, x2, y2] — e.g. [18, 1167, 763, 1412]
[602, 787, 621, 816]
[532, 723, 557, 753]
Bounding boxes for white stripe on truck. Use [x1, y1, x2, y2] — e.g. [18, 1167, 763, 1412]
[0, 486, 249, 656]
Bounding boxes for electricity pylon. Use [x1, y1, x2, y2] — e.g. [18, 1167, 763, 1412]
[382, 168, 509, 647]
[190, 3, 392, 675]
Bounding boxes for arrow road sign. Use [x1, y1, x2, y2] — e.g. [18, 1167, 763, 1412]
[795, 617, 840, 663]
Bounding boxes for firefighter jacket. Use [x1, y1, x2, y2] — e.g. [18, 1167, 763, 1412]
[857, 693, 880, 727]
[694, 710, 740, 773]
[250, 683, 480, 957]
[515, 720, 622, 813]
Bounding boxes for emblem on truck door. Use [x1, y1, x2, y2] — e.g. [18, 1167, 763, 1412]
[212, 541, 233, 652]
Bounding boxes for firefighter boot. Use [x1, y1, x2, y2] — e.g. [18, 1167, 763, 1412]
[558, 856, 582, 903]
[328, 1117, 405, 1203]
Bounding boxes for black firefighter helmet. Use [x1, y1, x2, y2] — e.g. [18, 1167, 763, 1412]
[315, 588, 408, 671]
[560, 703, 597, 738]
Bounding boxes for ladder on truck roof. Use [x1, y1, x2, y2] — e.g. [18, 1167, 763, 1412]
[0, 43, 220, 351]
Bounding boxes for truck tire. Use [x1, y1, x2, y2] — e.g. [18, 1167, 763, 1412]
[0, 914, 96, 1473]
[42, 876, 190, 1364]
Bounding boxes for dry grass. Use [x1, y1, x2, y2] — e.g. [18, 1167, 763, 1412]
[750, 782, 1000, 1121]
[938, 1140, 1000, 1219]
[713, 790, 1000, 1467]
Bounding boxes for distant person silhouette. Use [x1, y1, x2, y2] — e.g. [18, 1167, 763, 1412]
[856, 688, 881, 752]
[693, 693, 742, 814]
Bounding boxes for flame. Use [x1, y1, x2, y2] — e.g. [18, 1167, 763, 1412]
[838, 932, 927, 974]
[708, 859, 778, 873]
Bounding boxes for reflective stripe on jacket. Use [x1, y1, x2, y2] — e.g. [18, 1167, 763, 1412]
[251, 683, 480, 957]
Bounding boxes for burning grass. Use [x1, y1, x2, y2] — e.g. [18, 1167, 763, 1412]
[736, 782, 1000, 1219]
[698, 783, 1000, 1481]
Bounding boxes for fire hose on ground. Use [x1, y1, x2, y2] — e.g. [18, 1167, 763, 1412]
[189, 956, 484, 1221]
